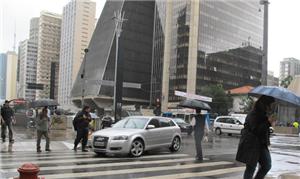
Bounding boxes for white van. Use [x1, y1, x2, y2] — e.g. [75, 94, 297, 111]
[213, 116, 244, 135]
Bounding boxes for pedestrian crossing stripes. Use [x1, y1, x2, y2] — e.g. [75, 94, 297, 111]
[0, 151, 244, 179]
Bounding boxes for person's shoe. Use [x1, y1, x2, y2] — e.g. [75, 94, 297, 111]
[37, 149, 42, 153]
[9, 139, 14, 143]
[2, 139, 5, 142]
[73, 147, 77, 152]
[195, 157, 204, 162]
[45, 149, 51, 152]
[82, 149, 89, 152]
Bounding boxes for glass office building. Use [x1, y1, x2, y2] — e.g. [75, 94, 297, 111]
[151, 0, 265, 110]
[72, 0, 266, 111]
[71, 0, 155, 109]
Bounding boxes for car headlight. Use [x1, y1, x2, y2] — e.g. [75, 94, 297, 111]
[182, 126, 187, 129]
[112, 136, 129, 140]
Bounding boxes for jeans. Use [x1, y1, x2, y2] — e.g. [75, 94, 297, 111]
[37, 130, 50, 150]
[244, 146, 272, 179]
[194, 118, 205, 160]
[74, 128, 89, 150]
[1, 120, 13, 141]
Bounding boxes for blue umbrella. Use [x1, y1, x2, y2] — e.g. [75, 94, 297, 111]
[249, 86, 300, 107]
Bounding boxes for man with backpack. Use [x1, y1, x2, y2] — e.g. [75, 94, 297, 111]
[73, 106, 92, 152]
[1, 100, 16, 143]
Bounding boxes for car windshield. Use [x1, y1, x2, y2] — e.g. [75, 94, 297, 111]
[112, 117, 149, 129]
[173, 118, 186, 123]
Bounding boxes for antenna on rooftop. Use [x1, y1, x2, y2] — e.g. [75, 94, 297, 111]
[13, 21, 16, 52]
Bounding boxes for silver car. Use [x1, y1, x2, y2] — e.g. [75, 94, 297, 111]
[91, 116, 182, 157]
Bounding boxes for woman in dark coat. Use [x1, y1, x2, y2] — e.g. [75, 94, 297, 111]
[236, 95, 276, 179]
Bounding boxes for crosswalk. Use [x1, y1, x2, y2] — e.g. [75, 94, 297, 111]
[0, 150, 245, 179]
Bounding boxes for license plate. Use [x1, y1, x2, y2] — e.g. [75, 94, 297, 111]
[94, 142, 105, 146]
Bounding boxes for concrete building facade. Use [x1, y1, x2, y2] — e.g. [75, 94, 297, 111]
[36, 11, 61, 100]
[18, 40, 38, 100]
[280, 57, 300, 81]
[5, 51, 18, 100]
[58, 0, 96, 107]
[267, 71, 279, 86]
[0, 54, 7, 100]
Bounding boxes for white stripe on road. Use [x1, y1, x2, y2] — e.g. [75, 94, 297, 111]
[0, 153, 189, 168]
[137, 166, 245, 179]
[4, 157, 196, 173]
[42, 161, 233, 179]
[0, 154, 94, 162]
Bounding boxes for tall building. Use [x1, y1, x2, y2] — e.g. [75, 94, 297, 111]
[5, 51, 18, 100]
[18, 40, 38, 100]
[280, 57, 300, 80]
[71, 0, 155, 109]
[151, 1, 265, 110]
[58, 0, 96, 107]
[267, 71, 279, 86]
[29, 17, 39, 44]
[0, 54, 7, 100]
[36, 11, 61, 100]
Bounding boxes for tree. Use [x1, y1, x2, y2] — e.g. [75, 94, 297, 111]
[200, 84, 233, 115]
[280, 75, 293, 88]
[240, 96, 255, 113]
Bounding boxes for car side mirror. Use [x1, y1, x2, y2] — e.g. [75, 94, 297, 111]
[146, 125, 155, 130]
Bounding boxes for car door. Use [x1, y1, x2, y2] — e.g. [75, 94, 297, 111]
[226, 118, 237, 134]
[158, 118, 174, 145]
[145, 118, 162, 148]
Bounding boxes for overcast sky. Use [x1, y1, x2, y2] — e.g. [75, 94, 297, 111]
[1, 0, 300, 77]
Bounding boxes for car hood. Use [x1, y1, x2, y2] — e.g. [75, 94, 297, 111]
[177, 123, 191, 127]
[92, 128, 144, 137]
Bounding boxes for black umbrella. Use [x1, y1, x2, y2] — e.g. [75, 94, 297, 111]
[249, 86, 300, 107]
[29, 99, 59, 108]
[178, 99, 211, 111]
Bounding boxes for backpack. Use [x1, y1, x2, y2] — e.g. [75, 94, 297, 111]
[73, 111, 81, 131]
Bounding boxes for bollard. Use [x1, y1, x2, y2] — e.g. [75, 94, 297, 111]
[14, 163, 41, 179]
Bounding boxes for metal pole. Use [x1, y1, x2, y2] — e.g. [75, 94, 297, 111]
[81, 48, 89, 107]
[113, 11, 126, 122]
[260, 0, 269, 85]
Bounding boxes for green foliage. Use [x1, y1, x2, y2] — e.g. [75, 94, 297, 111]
[280, 75, 293, 88]
[240, 96, 255, 113]
[200, 84, 233, 115]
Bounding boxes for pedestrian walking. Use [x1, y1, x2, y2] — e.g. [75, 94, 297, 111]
[36, 108, 51, 153]
[236, 95, 276, 179]
[192, 109, 208, 161]
[0, 100, 15, 143]
[73, 106, 92, 152]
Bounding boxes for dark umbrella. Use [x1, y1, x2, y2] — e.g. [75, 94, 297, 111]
[178, 99, 211, 111]
[249, 86, 300, 107]
[29, 99, 59, 108]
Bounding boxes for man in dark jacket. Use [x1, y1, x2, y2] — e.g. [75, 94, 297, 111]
[73, 106, 91, 152]
[193, 109, 206, 161]
[236, 95, 276, 179]
[1, 100, 15, 143]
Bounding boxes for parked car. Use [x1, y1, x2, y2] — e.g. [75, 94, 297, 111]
[172, 118, 193, 135]
[91, 116, 182, 157]
[214, 115, 274, 135]
[213, 116, 244, 135]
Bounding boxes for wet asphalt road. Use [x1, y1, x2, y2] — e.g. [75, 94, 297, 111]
[0, 128, 299, 179]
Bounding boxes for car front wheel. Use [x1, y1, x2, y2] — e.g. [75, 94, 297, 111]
[130, 139, 144, 157]
[169, 136, 181, 152]
[215, 128, 222, 135]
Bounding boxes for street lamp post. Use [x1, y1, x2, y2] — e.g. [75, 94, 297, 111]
[81, 48, 89, 108]
[260, 0, 269, 85]
[113, 10, 126, 123]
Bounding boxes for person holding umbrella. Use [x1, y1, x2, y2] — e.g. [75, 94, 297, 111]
[179, 99, 211, 161]
[236, 95, 277, 179]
